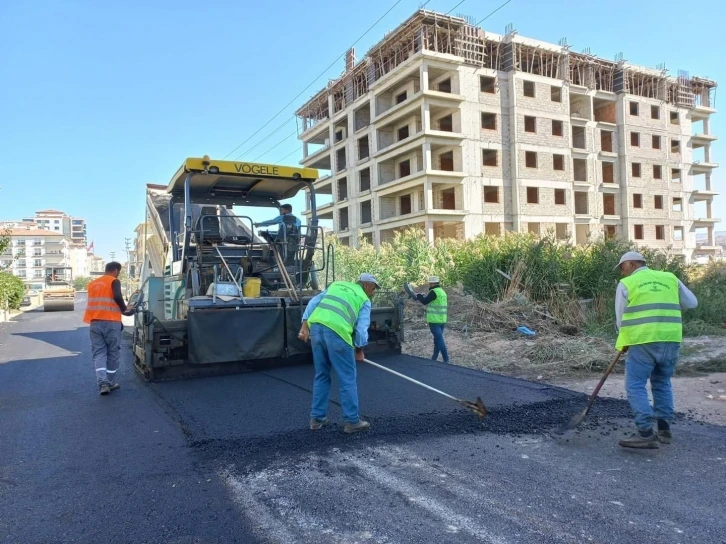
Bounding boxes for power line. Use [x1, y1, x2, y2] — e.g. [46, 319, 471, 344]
[446, 0, 467, 15]
[222, 0, 410, 160]
[232, 115, 296, 161]
[275, 146, 303, 164]
[251, 129, 299, 162]
[476, 0, 512, 25]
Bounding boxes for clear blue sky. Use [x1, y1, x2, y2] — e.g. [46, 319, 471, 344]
[1, 0, 724, 260]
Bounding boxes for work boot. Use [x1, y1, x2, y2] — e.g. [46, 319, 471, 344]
[309, 417, 328, 431]
[99, 385, 111, 396]
[657, 420, 672, 444]
[109, 383, 120, 392]
[618, 430, 659, 449]
[343, 419, 371, 434]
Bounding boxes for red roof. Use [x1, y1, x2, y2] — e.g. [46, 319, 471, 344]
[8, 227, 66, 237]
[34, 209, 67, 215]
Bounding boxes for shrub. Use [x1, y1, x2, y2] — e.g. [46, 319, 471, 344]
[321, 228, 721, 335]
[0, 271, 25, 310]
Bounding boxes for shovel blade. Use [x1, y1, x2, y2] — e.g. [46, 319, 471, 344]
[559, 408, 588, 432]
[403, 282, 416, 299]
[460, 396, 487, 419]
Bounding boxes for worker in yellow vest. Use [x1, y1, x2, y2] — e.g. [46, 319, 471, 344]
[83, 262, 135, 395]
[614, 252, 697, 449]
[298, 273, 379, 434]
[411, 276, 449, 364]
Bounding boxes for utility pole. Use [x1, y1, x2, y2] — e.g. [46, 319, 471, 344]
[124, 238, 131, 297]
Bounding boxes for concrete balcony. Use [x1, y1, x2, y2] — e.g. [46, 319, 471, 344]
[601, 182, 621, 192]
[601, 214, 621, 223]
[374, 91, 424, 125]
[423, 89, 465, 104]
[690, 105, 717, 120]
[299, 119, 330, 143]
[375, 173, 426, 197]
[691, 161, 719, 174]
[695, 245, 722, 253]
[428, 170, 466, 184]
[691, 133, 718, 148]
[693, 217, 721, 227]
[301, 148, 332, 171]
[692, 189, 719, 202]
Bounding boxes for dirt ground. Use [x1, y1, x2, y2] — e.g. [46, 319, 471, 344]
[553, 373, 726, 426]
[401, 290, 726, 427]
[402, 328, 726, 426]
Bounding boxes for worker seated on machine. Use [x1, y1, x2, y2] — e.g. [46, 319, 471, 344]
[254, 204, 301, 263]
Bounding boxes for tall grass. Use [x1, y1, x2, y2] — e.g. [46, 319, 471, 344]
[321, 228, 723, 335]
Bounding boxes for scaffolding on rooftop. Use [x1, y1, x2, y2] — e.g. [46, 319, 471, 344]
[295, 8, 718, 130]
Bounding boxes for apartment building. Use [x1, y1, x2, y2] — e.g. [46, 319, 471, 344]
[0, 223, 69, 289]
[130, 222, 147, 279]
[295, 10, 718, 261]
[23, 210, 88, 247]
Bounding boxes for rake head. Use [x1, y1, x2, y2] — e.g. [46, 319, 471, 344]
[459, 397, 487, 419]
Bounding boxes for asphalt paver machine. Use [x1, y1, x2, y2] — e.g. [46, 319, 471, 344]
[132, 156, 404, 380]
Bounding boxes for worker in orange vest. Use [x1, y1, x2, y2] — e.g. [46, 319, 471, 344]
[83, 262, 135, 395]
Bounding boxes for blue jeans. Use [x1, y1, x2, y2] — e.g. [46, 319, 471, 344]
[429, 323, 449, 363]
[624, 342, 680, 432]
[310, 324, 360, 424]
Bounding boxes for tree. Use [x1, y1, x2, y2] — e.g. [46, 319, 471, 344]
[73, 276, 92, 291]
[0, 229, 25, 310]
[0, 228, 9, 270]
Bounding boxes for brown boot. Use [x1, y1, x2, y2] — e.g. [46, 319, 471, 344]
[618, 431, 659, 449]
[343, 420, 371, 434]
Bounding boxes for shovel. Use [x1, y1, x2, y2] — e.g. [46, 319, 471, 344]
[362, 358, 487, 419]
[559, 351, 623, 432]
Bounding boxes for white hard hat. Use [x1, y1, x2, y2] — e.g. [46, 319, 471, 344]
[358, 273, 381, 287]
[614, 251, 646, 270]
[428, 276, 440, 283]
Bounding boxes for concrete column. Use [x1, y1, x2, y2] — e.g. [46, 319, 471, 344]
[424, 179, 433, 212]
[422, 102, 431, 132]
[421, 64, 429, 92]
[507, 75, 521, 232]
[615, 94, 631, 239]
[423, 141, 432, 171]
[425, 220, 434, 242]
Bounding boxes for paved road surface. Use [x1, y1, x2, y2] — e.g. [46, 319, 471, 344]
[1, 294, 724, 543]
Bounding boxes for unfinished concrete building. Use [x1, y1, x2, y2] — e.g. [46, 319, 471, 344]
[295, 10, 718, 261]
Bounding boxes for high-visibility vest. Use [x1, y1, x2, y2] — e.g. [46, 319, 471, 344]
[308, 281, 369, 347]
[426, 286, 448, 324]
[83, 275, 122, 324]
[615, 269, 682, 351]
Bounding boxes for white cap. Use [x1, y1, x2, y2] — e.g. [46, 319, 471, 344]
[358, 273, 381, 287]
[614, 251, 646, 270]
[428, 276, 440, 283]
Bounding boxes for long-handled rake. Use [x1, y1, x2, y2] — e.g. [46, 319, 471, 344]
[362, 358, 487, 419]
[559, 351, 623, 432]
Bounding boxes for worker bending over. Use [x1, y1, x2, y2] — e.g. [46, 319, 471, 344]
[614, 251, 697, 449]
[298, 273, 380, 434]
[83, 262, 135, 395]
[412, 276, 449, 364]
